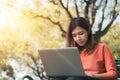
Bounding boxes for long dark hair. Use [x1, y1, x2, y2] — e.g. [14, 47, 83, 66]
[66, 17, 96, 52]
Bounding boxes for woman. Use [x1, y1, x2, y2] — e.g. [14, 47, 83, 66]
[66, 17, 118, 80]
[50, 17, 118, 80]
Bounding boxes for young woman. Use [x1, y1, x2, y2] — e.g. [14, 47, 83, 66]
[66, 17, 118, 80]
[50, 17, 118, 80]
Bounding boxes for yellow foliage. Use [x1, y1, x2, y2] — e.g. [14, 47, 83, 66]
[0, 0, 66, 66]
[101, 23, 120, 59]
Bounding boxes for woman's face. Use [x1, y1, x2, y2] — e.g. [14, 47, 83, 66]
[72, 26, 89, 46]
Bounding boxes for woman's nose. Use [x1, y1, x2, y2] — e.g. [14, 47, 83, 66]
[76, 35, 80, 40]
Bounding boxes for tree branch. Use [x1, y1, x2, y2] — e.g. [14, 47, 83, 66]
[98, 0, 107, 31]
[90, 0, 97, 26]
[34, 15, 67, 37]
[84, 0, 90, 19]
[74, 0, 79, 17]
[49, 0, 58, 5]
[101, 0, 119, 36]
[60, 0, 73, 19]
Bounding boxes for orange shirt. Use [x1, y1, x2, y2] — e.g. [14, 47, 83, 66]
[80, 43, 118, 80]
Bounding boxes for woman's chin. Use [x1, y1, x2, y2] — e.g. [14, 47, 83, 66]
[78, 43, 85, 46]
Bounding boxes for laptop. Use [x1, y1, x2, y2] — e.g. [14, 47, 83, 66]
[38, 47, 86, 78]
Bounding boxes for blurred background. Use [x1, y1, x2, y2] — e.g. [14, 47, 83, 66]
[0, 0, 120, 80]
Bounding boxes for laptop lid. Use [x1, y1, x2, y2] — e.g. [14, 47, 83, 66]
[38, 47, 85, 78]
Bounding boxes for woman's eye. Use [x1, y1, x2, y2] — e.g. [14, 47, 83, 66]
[78, 32, 83, 35]
[72, 32, 84, 37]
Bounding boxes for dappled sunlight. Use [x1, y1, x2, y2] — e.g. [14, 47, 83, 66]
[0, 6, 21, 30]
[0, 3, 65, 79]
[0, 0, 65, 59]
[0, 0, 119, 79]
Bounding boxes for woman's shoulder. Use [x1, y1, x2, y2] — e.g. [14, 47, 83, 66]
[95, 42, 108, 49]
[97, 42, 107, 47]
[88, 42, 108, 52]
[90, 42, 110, 54]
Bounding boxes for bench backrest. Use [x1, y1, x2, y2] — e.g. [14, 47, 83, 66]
[115, 59, 120, 78]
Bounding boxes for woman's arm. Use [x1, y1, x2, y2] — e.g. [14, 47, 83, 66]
[94, 72, 117, 80]
[94, 44, 118, 80]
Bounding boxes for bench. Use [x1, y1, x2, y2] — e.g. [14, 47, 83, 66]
[115, 59, 120, 80]
[22, 59, 120, 80]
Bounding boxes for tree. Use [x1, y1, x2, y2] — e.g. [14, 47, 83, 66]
[101, 23, 120, 59]
[28, 0, 119, 42]
[0, 1, 119, 79]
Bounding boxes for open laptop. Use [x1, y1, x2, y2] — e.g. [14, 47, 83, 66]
[38, 47, 86, 78]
